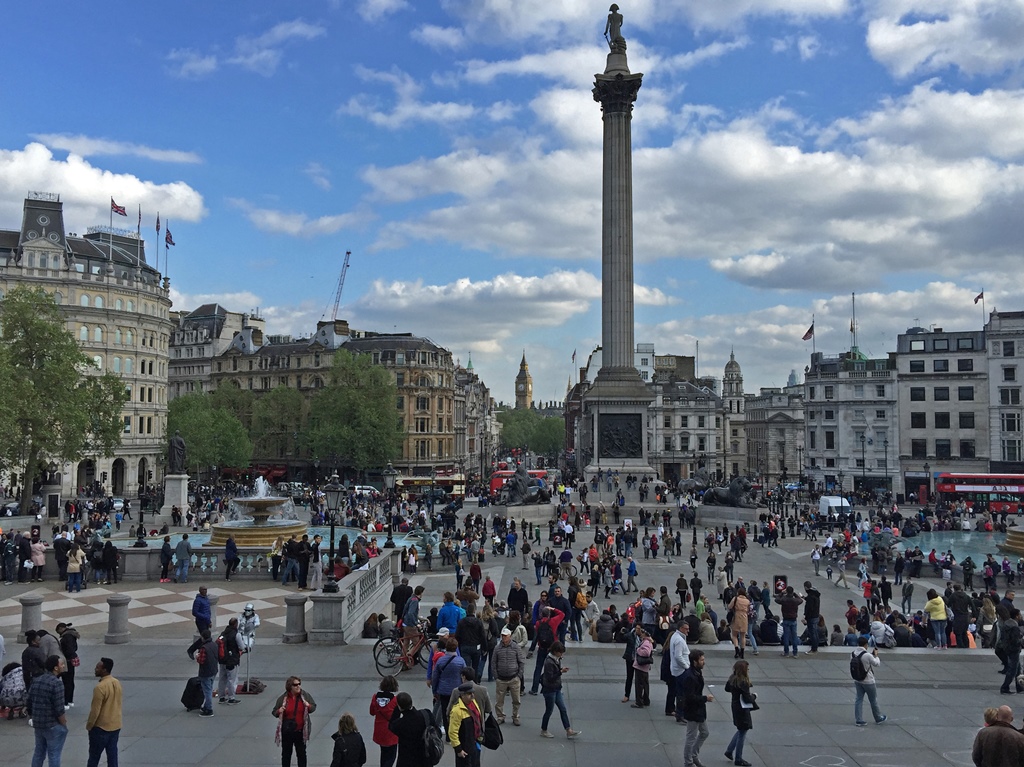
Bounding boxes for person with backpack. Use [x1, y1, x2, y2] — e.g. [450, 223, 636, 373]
[528, 607, 563, 696]
[186, 629, 219, 717]
[850, 636, 887, 726]
[217, 618, 243, 705]
[448, 682, 484, 766]
[388, 691, 441, 767]
[997, 609, 1024, 695]
[431, 637, 466, 734]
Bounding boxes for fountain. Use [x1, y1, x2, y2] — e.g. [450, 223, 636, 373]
[206, 477, 309, 548]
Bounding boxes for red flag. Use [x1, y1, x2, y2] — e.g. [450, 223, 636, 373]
[110, 198, 127, 216]
[802, 323, 814, 341]
[156, 213, 161, 233]
[165, 228, 175, 247]
[974, 291, 984, 304]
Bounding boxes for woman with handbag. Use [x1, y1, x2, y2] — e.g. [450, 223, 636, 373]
[272, 676, 317, 767]
[630, 627, 654, 708]
[724, 660, 757, 767]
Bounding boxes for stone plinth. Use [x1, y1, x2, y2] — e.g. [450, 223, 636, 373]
[308, 592, 348, 644]
[160, 474, 189, 517]
[104, 594, 132, 644]
[18, 594, 44, 643]
[282, 594, 308, 643]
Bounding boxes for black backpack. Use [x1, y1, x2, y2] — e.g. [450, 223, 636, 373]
[536, 619, 555, 650]
[850, 650, 869, 681]
[421, 709, 444, 766]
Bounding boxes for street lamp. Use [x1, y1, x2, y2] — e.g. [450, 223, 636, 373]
[382, 462, 398, 548]
[313, 458, 320, 490]
[322, 473, 345, 593]
[923, 461, 930, 503]
[838, 469, 845, 496]
[883, 440, 889, 495]
[860, 434, 866, 491]
[429, 467, 437, 517]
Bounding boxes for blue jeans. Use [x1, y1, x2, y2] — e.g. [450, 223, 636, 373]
[1001, 654, 1023, 693]
[726, 728, 746, 761]
[530, 648, 549, 693]
[68, 572, 82, 592]
[460, 645, 481, 678]
[33, 722, 68, 767]
[86, 726, 120, 767]
[199, 675, 214, 712]
[930, 619, 948, 647]
[806, 615, 820, 651]
[175, 560, 190, 583]
[782, 619, 799, 656]
[281, 558, 299, 585]
[854, 681, 884, 724]
[541, 690, 571, 731]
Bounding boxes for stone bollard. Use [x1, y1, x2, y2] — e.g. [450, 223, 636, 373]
[282, 594, 308, 644]
[104, 594, 132, 644]
[18, 594, 45, 643]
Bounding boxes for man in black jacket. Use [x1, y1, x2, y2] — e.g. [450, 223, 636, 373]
[680, 650, 714, 767]
[390, 577, 413, 623]
[456, 604, 487, 678]
[803, 581, 821, 653]
[388, 692, 429, 767]
[187, 629, 219, 717]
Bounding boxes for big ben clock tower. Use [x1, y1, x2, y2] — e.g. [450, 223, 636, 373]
[515, 352, 533, 410]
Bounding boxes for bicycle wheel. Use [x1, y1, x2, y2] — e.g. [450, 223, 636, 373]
[415, 638, 431, 669]
[373, 638, 403, 676]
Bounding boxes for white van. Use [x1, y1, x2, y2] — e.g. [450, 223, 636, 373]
[818, 495, 851, 517]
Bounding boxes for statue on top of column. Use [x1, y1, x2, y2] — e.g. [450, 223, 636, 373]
[604, 4, 625, 51]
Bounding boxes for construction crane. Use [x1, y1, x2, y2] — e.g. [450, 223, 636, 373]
[323, 250, 351, 321]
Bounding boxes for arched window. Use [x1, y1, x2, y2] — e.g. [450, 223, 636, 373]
[125, 330, 133, 345]
[80, 294, 90, 307]
[39, 254, 47, 270]
[115, 329, 122, 344]
[93, 327, 103, 342]
[92, 355, 103, 369]
[125, 358, 134, 374]
[116, 299, 123, 310]
[113, 357, 121, 373]
[94, 296, 104, 309]
[53, 291, 62, 304]
[79, 326, 89, 341]
[127, 300, 135, 312]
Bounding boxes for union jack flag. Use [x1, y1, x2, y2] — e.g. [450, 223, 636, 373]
[110, 198, 127, 216]
[165, 228, 175, 247]
[156, 213, 160, 233]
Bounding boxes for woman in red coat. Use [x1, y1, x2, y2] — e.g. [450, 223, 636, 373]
[369, 675, 400, 767]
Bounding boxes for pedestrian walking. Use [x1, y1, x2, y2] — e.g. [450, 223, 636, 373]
[28, 655, 68, 767]
[329, 713, 367, 767]
[449, 683, 484, 767]
[85, 657, 122, 767]
[851, 637, 887, 726]
[369, 676, 400, 767]
[724, 660, 757, 767]
[539, 641, 581, 739]
[630, 627, 654, 708]
[492, 627, 525, 726]
[388, 692, 431, 767]
[187, 629, 219, 717]
[971, 705, 1024, 765]
[680, 650, 714, 767]
[273, 676, 317, 767]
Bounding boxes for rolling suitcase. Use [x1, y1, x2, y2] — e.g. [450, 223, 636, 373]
[181, 676, 204, 711]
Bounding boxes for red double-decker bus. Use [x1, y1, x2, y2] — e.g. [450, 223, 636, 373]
[935, 472, 1024, 513]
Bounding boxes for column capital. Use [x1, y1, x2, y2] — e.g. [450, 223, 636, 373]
[593, 72, 643, 114]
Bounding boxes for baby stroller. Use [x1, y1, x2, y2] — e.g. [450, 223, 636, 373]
[0, 662, 28, 719]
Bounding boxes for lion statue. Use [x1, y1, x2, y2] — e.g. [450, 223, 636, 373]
[702, 477, 756, 508]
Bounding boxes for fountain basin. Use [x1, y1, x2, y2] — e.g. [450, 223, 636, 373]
[207, 493, 307, 547]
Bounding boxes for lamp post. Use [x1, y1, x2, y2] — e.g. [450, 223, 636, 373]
[883, 440, 889, 495]
[429, 467, 437, 517]
[313, 458, 320, 489]
[923, 461, 930, 503]
[382, 462, 398, 548]
[322, 473, 345, 593]
[838, 469, 845, 497]
[860, 434, 866, 492]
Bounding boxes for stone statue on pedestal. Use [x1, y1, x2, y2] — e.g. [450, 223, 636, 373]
[604, 4, 625, 50]
[168, 430, 187, 475]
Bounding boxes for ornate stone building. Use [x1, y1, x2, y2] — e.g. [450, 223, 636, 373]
[515, 352, 533, 409]
[0, 192, 172, 505]
[722, 351, 747, 479]
[169, 304, 263, 399]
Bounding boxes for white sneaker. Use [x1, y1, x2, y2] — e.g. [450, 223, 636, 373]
[65, 702, 74, 708]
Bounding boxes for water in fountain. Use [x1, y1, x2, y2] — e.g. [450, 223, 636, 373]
[207, 476, 306, 546]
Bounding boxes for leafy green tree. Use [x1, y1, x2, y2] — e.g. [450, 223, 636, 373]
[306, 349, 402, 476]
[168, 393, 252, 474]
[497, 408, 564, 457]
[531, 416, 565, 456]
[0, 286, 129, 513]
[209, 384, 256, 432]
[251, 386, 305, 460]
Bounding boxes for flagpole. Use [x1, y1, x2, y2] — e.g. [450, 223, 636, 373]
[165, 219, 169, 281]
[851, 292, 857, 351]
[109, 200, 113, 267]
[811, 313, 816, 355]
[136, 204, 141, 268]
[981, 290, 986, 325]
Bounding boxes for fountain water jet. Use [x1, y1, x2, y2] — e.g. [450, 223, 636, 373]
[206, 477, 308, 548]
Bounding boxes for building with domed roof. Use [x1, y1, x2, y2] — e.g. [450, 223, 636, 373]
[722, 351, 747, 479]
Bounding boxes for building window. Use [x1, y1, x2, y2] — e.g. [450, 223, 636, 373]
[959, 412, 975, 429]
[957, 337, 974, 350]
[911, 439, 927, 458]
[79, 326, 89, 341]
[855, 458, 865, 468]
[910, 412, 926, 428]
[396, 373, 404, 386]
[934, 387, 950, 401]
[123, 416, 131, 433]
[1003, 440, 1022, 462]
[80, 294, 90, 307]
[808, 431, 816, 449]
[697, 437, 706, 451]
[396, 396, 404, 409]
[1002, 412, 1021, 433]
[933, 359, 948, 372]
[854, 385, 864, 398]
[663, 415, 671, 428]
[875, 385, 885, 397]
[825, 431, 835, 449]
[934, 412, 950, 429]
[416, 396, 429, 411]
[824, 385, 834, 399]
[960, 440, 976, 458]
[1004, 341, 1016, 357]
[910, 387, 925, 401]
[680, 416, 688, 428]
[664, 436, 672, 451]
[933, 338, 949, 351]
[808, 386, 815, 400]
[1005, 367, 1017, 382]
[698, 416, 705, 428]
[909, 360, 925, 373]
[1001, 388, 1022, 405]
[825, 457, 835, 467]
[875, 410, 886, 419]
[957, 359, 974, 372]
[824, 410, 835, 420]
[854, 409, 865, 419]
[93, 327, 103, 342]
[958, 386, 975, 401]
[910, 340, 925, 351]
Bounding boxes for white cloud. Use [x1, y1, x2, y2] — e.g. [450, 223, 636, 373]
[337, 66, 478, 129]
[30, 134, 202, 164]
[166, 49, 218, 79]
[303, 162, 332, 191]
[230, 198, 361, 237]
[664, 37, 751, 69]
[825, 82, 1024, 161]
[866, 0, 1024, 77]
[797, 35, 820, 60]
[358, 0, 409, 23]
[0, 143, 205, 231]
[412, 24, 466, 49]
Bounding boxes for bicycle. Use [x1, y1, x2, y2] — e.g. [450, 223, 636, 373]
[373, 621, 433, 676]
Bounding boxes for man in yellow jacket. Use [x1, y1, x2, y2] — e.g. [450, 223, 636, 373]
[86, 657, 122, 767]
[448, 682, 483, 767]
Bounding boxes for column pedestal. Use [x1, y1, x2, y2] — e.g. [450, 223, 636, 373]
[104, 594, 132, 644]
[282, 594, 308, 643]
[160, 474, 189, 517]
[18, 595, 44, 643]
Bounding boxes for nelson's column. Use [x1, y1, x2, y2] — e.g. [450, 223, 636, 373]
[583, 4, 655, 477]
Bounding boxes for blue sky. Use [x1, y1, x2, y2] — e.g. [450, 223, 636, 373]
[3, 1, 1024, 404]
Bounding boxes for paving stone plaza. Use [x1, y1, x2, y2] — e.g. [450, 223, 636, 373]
[1, 501, 1012, 767]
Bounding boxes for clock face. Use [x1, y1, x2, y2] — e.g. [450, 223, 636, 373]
[517, 383, 525, 392]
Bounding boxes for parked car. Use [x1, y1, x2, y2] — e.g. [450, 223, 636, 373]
[111, 497, 125, 512]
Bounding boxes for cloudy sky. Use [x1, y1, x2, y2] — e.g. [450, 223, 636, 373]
[2, 1, 1022, 404]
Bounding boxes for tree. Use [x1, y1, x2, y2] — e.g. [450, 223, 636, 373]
[208, 384, 256, 432]
[0, 286, 129, 513]
[497, 408, 564, 458]
[306, 349, 402, 477]
[251, 386, 305, 460]
[167, 393, 252, 474]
